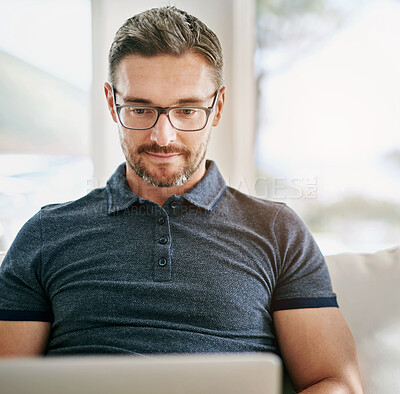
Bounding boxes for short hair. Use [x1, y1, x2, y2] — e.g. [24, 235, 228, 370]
[108, 6, 223, 89]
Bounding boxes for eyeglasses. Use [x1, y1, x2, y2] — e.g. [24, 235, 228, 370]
[111, 84, 220, 132]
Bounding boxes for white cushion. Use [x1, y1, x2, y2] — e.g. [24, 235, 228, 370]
[0, 251, 5, 266]
[325, 246, 400, 394]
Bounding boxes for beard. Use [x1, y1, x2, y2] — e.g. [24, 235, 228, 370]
[120, 131, 211, 188]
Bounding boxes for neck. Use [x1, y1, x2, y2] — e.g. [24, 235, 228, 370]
[125, 161, 207, 206]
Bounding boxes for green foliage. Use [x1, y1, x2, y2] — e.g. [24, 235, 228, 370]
[257, 0, 326, 17]
[256, 0, 348, 50]
[304, 196, 400, 232]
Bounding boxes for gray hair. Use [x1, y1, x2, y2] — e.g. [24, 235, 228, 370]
[108, 6, 223, 89]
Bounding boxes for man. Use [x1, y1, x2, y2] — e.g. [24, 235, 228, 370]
[0, 6, 362, 393]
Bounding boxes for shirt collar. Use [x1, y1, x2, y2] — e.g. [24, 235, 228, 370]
[106, 163, 140, 214]
[182, 160, 227, 211]
[106, 160, 227, 214]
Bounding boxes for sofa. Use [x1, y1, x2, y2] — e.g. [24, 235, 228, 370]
[325, 246, 400, 394]
[0, 246, 399, 393]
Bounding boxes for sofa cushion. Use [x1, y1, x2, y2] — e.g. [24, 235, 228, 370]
[325, 246, 400, 394]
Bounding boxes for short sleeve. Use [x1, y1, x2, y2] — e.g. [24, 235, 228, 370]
[270, 204, 338, 311]
[0, 211, 53, 322]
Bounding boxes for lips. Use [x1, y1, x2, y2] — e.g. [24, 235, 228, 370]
[146, 152, 180, 158]
[144, 152, 182, 163]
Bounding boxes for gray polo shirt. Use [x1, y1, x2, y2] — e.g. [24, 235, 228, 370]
[0, 161, 337, 356]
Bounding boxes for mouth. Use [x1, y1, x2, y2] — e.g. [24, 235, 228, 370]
[144, 152, 182, 163]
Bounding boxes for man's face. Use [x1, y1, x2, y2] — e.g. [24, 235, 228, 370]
[105, 53, 224, 188]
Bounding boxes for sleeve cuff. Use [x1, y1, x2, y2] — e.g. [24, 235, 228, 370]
[271, 296, 338, 312]
[0, 309, 54, 322]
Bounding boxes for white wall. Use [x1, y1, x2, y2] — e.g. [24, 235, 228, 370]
[90, 0, 256, 190]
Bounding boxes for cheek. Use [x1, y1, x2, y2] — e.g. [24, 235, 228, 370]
[119, 127, 146, 149]
[182, 133, 207, 153]
[198, 128, 212, 149]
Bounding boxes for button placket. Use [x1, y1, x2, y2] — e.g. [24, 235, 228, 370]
[158, 258, 167, 267]
[169, 199, 182, 216]
[157, 216, 166, 225]
[159, 236, 168, 244]
[154, 207, 172, 282]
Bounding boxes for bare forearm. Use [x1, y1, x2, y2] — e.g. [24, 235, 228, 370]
[0, 321, 51, 357]
[298, 377, 362, 393]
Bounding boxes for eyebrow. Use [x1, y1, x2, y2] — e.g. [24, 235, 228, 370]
[122, 97, 153, 105]
[121, 95, 211, 106]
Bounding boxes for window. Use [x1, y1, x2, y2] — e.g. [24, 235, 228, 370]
[0, 0, 92, 249]
[255, 0, 400, 254]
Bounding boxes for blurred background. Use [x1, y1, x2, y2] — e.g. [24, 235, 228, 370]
[0, 0, 399, 254]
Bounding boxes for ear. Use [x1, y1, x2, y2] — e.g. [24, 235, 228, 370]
[104, 82, 118, 123]
[212, 85, 226, 127]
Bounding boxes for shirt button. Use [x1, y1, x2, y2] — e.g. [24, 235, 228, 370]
[158, 258, 167, 267]
[157, 217, 165, 225]
[159, 236, 168, 244]
[170, 201, 178, 209]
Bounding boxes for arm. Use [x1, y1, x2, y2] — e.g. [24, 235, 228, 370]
[0, 321, 51, 357]
[273, 307, 363, 393]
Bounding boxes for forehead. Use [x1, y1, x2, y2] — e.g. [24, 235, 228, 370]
[115, 53, 216, 104]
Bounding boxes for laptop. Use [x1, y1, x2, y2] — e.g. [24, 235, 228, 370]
[0, 352, 282, 394]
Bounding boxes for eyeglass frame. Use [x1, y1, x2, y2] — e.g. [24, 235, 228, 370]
[111, 84, 221, 132]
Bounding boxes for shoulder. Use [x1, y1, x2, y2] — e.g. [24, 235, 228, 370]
[39, 187, 107, 219]
[222, 186, 299, 223]
[221, 188, 316, 250]
[6, 188, 107, 254]
[224, 186, 284, 210]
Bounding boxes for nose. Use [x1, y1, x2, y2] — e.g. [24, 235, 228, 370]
[149, 114, 177, 147]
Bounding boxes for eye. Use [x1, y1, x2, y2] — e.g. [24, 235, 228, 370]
[131, 108, 145, 114]
[128, 107, 153, 116]
[175, 108, 198, 117]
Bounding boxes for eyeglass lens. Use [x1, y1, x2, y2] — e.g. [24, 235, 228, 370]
[118, 107, 208, 131]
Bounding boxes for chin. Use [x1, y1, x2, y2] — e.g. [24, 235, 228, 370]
[138, 166, 188, 188]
